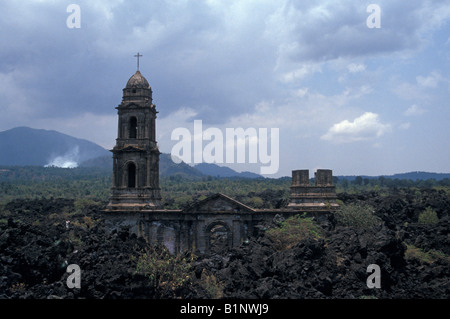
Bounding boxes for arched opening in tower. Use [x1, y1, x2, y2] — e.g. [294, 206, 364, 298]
[129, 116, 137, 138]
[128, 162, 136, 188]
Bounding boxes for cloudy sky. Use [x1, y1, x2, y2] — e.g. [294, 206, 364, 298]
[1, 0, 449, 177]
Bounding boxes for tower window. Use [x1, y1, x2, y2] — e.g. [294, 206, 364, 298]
[128, 162, 136, 188]
[132, 89, 136, 93]
[129, 116, 137, 138]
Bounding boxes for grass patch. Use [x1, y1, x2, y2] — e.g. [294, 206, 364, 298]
[404, 244, 449, 264]
[266, 214, 322, 251]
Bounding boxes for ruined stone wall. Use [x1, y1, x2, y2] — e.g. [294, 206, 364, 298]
[102, 207, 332, 254]
[288, 169, 338, 208]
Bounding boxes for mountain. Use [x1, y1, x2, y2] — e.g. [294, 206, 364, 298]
[386, 172, 450, 181]
[0, 127, 109, 167]
[337, 171, 450, 181]
[0, 126, 254, 178]
[80, 155, 263, 179]
[80, 153, 205, 178]
[159, 153, 204, 178]
[79, 155, 113, 169]
[194, 163, 262, 178]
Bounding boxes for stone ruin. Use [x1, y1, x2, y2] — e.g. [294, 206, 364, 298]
[103, 68, 338, 254]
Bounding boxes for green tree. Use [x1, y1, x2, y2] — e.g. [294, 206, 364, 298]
[335, 203, 382, 230]
[418, 207, 439, 224]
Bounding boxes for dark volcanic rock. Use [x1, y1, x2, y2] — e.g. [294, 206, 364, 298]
[0, 188, 449, 299]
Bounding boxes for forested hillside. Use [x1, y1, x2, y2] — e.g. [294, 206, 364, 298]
[0, 166, 449, 209]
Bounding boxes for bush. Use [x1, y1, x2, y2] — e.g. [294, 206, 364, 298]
[405, 244, 448, 264]
[418, 207, 439, 224]
[135, 246, 194, 297]
[199, 269, 224, 299]
[266, 214, 322, 250]
[74, 198, 101, 214]
[335, 203, 381, 229]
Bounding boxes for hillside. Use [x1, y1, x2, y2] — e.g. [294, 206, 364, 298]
[0, 127, 109, 167]
[79, 154, 204, 178]
[1, 127, 448, 181]
[81, 155, 262, 179]
[159, 153, 204, 178]
[194, 163, 262, 178]
[0, 127, 258, 179]
[337, 172, 450, 182]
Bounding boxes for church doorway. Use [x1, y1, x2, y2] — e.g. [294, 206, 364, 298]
[206, 221, 232, 253]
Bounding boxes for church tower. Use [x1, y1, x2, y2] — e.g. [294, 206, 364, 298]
[107, 60, 162, 210]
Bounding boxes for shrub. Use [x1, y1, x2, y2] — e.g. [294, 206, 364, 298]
[10, 282, 27, 293]
[135, 246, 194, 295]
[335, 203, 381, 230]
[405, 244, 448, 264]
[199, 269, 224, 299]
[418, 207, 439, 225]
[266, 214, 322, 250]
[74, 198, 101, 214]
[248, 196, 264, 208]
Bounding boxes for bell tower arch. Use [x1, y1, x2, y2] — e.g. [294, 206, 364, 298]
[107, 60, 162, 210]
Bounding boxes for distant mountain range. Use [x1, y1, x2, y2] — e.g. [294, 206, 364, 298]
[193, 163, 262, 179]
[0, 127, 109, 167]
[1, 127, 448, 180]
[337, 172, 450, 182]
[0, 127, 262, 178]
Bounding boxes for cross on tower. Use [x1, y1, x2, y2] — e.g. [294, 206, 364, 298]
[134, 52, 142, 71]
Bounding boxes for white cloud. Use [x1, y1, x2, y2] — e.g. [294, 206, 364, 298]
[416, 71, 442, 88]
[394, 82, 428, 100]
[404, 104, 427, 116]
[347, 63, 366, 73]
[321, 112, 391, 143]
[278, 63, 322, 83]
[225, 85, 371, 132]
[157, 107, 198, 153]
[399, 122, 411, 130]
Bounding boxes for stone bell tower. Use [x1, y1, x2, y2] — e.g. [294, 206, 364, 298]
[106, 58, 162, 210]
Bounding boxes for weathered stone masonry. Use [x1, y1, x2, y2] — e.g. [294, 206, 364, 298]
[103, 69, 338, 254]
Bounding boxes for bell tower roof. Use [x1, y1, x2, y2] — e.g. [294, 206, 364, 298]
[126, 71, 150, 89]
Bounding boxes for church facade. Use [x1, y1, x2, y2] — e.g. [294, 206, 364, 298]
[104, 65, 338, 254]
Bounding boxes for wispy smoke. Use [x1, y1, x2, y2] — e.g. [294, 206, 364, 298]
[45, 146, 80, 168]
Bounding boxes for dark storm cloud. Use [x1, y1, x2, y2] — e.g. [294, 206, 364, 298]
[0, 0, 280, 124]
[269, 0, 436, 66]
[0, 0, 449, 176]
[0, 0, 447, 125]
